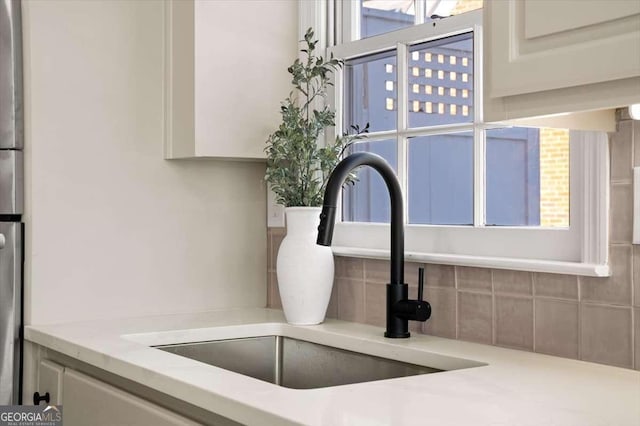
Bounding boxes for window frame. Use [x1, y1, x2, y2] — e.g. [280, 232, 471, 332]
[312, 4, 609, 276]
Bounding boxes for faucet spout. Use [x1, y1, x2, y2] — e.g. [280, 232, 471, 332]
[317, 152, 404, 285]
[317, 152, 430, 338]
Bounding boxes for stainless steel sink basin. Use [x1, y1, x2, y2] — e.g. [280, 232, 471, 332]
[155, 336, 442, 389]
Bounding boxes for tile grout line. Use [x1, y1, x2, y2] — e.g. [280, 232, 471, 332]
[632, 301, 636, 370]
[610, 180, 633, 185]
[491, 269, 496, 346]
[267, 230, 271, 307]
[630, 118, 636, 370]
[579, 299, 636, 308]
[333, 261, 340, 321]
[532, 273, 537, 353]
[454, 266, 459, 340]
[362, 259, 368, 326]
[359, 260, 367, 323]
[631, 120, 636, 369]
[577, 275, 582, 361]
[455, 268, 462, 341]
[631, 253, 636, 368]
[533, 294, 579, 302]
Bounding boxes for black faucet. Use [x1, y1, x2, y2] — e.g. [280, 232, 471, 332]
[316, 152, 431, 338]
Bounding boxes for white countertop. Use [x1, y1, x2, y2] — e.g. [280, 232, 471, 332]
[25, 308, 640, 426]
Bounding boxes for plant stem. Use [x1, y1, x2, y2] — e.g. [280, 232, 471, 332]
[303, 44, 313, 205]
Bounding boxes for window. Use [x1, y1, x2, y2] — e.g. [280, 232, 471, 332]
[321, 3, 609, 276]
[347, 0, 484, 41]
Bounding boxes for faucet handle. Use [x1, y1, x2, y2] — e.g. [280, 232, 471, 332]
[394, 267, 431, 323]
[418, 267, 425, 301]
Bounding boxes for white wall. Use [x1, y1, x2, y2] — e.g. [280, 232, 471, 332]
[21, 0, 277, 324]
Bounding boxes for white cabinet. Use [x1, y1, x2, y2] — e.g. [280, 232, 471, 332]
[37, 359, 64, 405]
[165, 0, 297, 159]
[62, 369, 198, 426]
[484, 0, 640, 122]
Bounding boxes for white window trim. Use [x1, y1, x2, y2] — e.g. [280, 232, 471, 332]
[331, 134, 609, 277]
[300, 3, 610, 277]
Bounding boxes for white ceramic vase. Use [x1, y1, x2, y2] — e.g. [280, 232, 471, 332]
[276, 207, 335, 325]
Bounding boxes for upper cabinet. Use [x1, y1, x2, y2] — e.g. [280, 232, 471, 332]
[164, 1, 297, 159]
[484, 0, 640, 122]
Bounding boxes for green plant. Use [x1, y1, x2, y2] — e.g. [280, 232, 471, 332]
[265, 28, 368, 207]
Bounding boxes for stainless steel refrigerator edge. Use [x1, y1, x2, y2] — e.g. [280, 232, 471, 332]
[0, 0, 24, 405]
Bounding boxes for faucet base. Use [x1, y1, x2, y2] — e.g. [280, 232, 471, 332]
[384, 330, 411, 338]
[385, 283, 410, 339]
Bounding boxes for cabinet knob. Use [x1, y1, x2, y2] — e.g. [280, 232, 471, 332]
[33, 392, 50, 405]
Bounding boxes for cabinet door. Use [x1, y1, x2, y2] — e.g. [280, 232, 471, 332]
[486, 0, 640, 98]
[37, 360, 64, 405]
[165, 0, 297, 159]
[62, 369, 198, 426]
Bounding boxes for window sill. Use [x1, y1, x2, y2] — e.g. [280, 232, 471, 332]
[331, 246, 610, 277]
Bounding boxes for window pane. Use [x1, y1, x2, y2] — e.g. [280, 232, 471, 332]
[425, 0, 483, 20]
[408, 33, 473, 128]
[486, 127, 570, 227]
[345, 52, 397, 133]
[408, 132, 473, 225]
[343, 139, 398, 223]
[361, 0, 415, 39]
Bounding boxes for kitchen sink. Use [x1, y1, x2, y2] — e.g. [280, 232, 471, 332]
[155, 336, 443, 389]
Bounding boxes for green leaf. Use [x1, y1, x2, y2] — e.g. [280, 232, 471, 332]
[264, 27, 368, 207]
